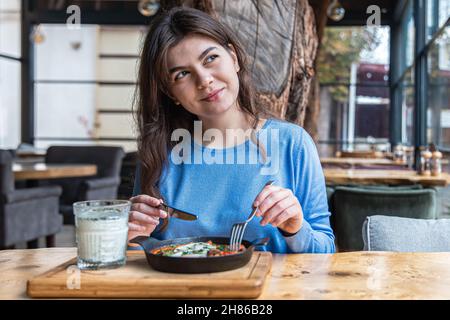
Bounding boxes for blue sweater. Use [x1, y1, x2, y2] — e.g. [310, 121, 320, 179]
[133, 118, 335, 253]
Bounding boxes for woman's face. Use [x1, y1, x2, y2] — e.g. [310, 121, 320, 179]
[165, 34, 240, 120]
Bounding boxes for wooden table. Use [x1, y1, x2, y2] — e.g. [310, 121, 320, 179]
[321, 157, 408, 168]
[13, 163, 97, 180]
[15, 149, 47, 158]
[325, 156, 449, 167]
[335, 150, 385, 159]
[324, 168, 450, 187]
[1, 248, 450, 299]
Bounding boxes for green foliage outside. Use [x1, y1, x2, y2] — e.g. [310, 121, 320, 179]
[317, 27, 383, 102]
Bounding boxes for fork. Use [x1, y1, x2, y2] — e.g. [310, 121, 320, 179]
[229, 180, 275, 251]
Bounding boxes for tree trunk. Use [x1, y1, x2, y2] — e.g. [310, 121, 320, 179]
[303, 0, 330, 142]
[170, 0, 319, 128]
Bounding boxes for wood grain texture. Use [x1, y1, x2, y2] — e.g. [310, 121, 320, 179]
[214, 0, 296, 96]
[261, 252, 450, 300]
[3, 249, 450, 299]
[303, 0, 329, 142]
[285, 0, 317, 126]
[15, 150, 47, 158]
[0, 248, 77, 299]
[321, 157, 407, 167]
[13, 164, 97, 180]
[324, 168, 450, 186]
[336, 150, 385, 159]
[26, 251, 272, 299]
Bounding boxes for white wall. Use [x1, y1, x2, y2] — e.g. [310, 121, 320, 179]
[0, 21, 145, 151]
[34, 24, 98, 148]
[0, 59, 21, 148]
[0, 0, 20, 11]
[0, 1, 21, 149]
[97, 85, 135, 111]
[95, 26, 145, 151]
[35, 83, 96, 138]
[34, 25, 143, 152]
[99, 26, 144, 55]
[35, 25, 98, 81]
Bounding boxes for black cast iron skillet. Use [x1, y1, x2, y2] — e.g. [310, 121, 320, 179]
[130, 236, 269, 273]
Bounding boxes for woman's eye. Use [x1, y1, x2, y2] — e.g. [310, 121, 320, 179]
[205, 54, 218, 64]
[175, 70, 189, 81]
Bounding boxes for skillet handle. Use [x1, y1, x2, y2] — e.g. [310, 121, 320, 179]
[129, 236, 161, 252]
[248, 237, 270, 249]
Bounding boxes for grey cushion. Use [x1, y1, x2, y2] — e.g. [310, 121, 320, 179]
[363, 215, 450, 252]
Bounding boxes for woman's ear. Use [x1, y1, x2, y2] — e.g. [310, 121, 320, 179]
[171, 97, 181, 105]
[227, 43, 240, 73]
[166, 91, 180, 105]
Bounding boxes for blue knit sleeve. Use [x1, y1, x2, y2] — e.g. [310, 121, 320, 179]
[283, 129, 336, 253]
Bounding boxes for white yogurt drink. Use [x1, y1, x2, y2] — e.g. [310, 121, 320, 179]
[74, 200, 130, 270]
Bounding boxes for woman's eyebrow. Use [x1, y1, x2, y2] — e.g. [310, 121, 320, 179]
[168, 46, 218, 74]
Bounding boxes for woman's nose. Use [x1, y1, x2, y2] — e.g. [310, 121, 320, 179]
[197, 73, 214, 90]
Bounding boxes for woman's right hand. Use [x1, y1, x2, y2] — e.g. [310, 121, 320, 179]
[127, 195, 168, 241]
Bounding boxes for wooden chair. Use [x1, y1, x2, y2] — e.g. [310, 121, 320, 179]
[332, 186, 437, 251]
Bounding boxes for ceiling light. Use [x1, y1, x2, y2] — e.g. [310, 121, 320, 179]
[138, 0, 160, 17]
[327, 0, 345, 22]
[32, 25, 45, 44]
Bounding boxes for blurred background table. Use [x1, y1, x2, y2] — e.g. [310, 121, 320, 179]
[335, 150, 386, 159]
[321, 157, 408, 168]
[13, 163, 97, 180]
[324, 168, 450, 187]
[15, 149, 47, 158]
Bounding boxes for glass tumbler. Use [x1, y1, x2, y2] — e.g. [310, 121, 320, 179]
[73, 200, 131, 270]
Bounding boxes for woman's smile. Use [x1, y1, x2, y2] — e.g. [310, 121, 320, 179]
[200, 88, 225, 102]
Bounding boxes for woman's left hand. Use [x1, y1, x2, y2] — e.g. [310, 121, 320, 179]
[253, 184, 303, 234]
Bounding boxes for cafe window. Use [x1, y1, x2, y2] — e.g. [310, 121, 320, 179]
[427, 0, 450, 40]
[317, 26, 390, 157]
[405, 5, 415, 70]
[0, 0, 21, 149]
[400, 67, 415, 145]
[391, 0, 416, 147]
[426, 15, 450, 149]
[391, 0, 449, 151]
[34, 24, 145, 152]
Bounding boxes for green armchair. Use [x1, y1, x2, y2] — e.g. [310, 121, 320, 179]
[332, 186, 437, 251]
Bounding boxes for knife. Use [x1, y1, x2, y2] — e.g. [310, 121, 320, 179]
[159, 201, 198, 221]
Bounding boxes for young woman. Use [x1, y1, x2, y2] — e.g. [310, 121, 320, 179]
[128, 7, 335, 253]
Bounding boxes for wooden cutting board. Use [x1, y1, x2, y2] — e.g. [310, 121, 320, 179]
[27, 251, 272, 299]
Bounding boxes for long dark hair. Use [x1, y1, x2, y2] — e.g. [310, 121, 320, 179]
[134, 7, 271, 199]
